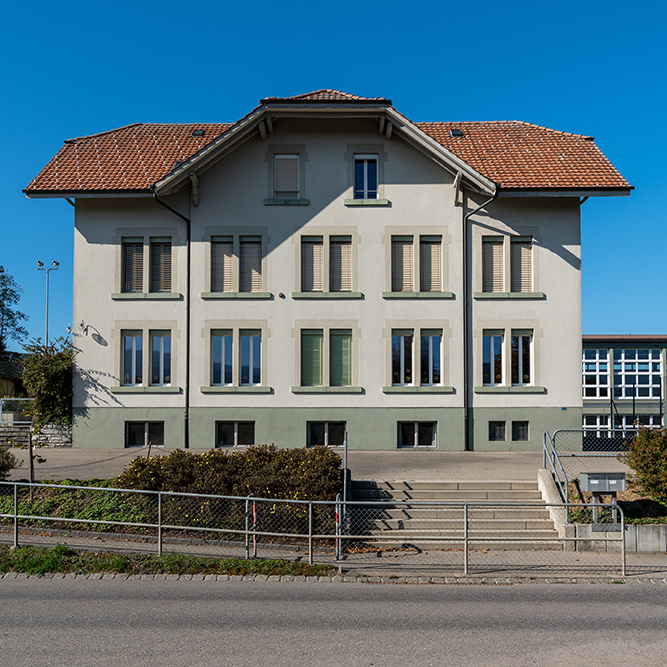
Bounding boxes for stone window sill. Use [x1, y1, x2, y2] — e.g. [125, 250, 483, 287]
[201, 292, 272, 300]
[473, 292, 545, 300]
[343, 199, 390, 207]
[110, 386, 182, 394]
[200, 386, 273, 394]
[264, 199, 310, 206]
[291, 292, 363, 300]
[474, 386, 546, 394]
[382, 291, 454, 300]
[291, 386, 364, 394]
[111, 292, 182, 301]
[383, 386, 455, 394]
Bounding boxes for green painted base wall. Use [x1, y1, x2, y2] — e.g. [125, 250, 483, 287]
[73, 406, 581, 452]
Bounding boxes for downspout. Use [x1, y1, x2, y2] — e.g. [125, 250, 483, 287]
[463, 189, 499, 451]
[152, 190, 191, 449]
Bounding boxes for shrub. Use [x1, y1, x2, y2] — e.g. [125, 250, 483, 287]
[117, 444, 342, 500]
[618, 427, 667, 502]
[0, 445, 18, 480]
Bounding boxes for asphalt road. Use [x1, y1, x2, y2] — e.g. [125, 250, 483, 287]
[1, 579, 666, 666]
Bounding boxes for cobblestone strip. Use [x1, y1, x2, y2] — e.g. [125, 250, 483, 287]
[1, 572, 666, 584]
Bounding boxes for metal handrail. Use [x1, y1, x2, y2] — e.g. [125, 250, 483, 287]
[543, 430, 568, 502]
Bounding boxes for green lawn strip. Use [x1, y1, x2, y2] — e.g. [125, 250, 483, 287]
[0, 545, 334, 577]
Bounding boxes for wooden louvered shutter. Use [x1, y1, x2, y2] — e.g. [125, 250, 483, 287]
[482, 239, 503, 292]
[419, 237, 442, 292]
[150, 239, 171, 292]
[275, 155, 299, 199]
[329, 237, 352, 292]
[301, 238, 323, 292]
[240, 238, 261, 292]
[211, 238, 234, 292]
[122, 240, 143, 293]
[511, 239, 532, 293]
[391, 237, 413, 292]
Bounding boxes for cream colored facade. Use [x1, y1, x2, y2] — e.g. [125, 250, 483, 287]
[66, 114, 587, 451]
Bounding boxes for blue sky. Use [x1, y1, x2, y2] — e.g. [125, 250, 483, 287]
[2, 0, 665, 350]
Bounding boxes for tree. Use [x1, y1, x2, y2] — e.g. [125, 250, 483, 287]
[0, 265, 29, 359]
[22, 337, 75, 429]
[618, 427, 667, 502]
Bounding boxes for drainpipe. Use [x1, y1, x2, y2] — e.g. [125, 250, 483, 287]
[152, 190, 191, 449]
[463, 189, 499, 451]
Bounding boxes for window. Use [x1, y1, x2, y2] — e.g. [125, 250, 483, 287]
[150, 331, 171, 385]
[274, 154, 299, 199]
[510, 238, 532, 293]
[150, 238, 171, 293]
[483, 332, 503, 386]
[209, 235, 262, 293]
[211, 330, 233, 385]
[330, 330, 352, 386]
[398, 422, 436, 448]
[419, 237, 442, 292]
[240, 237, 262, 292]
[122, 331, 143, 386]
[211, 237, 233, 292]
[122, 239, 143, 293]
[420, 331, 442, 385]
[300, 329, 352, 387]
[125, 422, 164, 448]
[216, 421, 255, 447]
[583, 414, 611, 438]
[511, 333, 532, 386]
[300, 330, 323, 386]
[482, 238, 503, 292]
[582, 348, 610, 398]
[489, 421, 506, 441]
[354, 155, 378, 199]
[240, 330, 261, 386]
[307, 422, 346, 447]
[392, 330, 414, 385]
[329, 237, 352, 292]
[301, 238, 323, 292]
[391, 237, 413, 292]
[613, 348, 662, 398]
[512, 421, 529, 441]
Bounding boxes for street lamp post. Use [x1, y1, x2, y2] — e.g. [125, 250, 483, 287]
[36, 259, 59, 348]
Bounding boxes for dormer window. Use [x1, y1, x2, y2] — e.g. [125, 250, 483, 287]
[353, 155, 378, 199]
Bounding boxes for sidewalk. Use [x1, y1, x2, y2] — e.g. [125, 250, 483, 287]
[9, 447, 549, 483]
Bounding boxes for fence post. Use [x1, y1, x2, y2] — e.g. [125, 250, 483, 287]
[620, 505, 626, 577]
[335, 494, 340, 561]
[245, 495, 251, 560]
[463, 504, 469, 576]
[308, 501, 313, 566]
[252, 497, 257, 558]
[157, 492, 163, 557]
[13, 483, 18, 548]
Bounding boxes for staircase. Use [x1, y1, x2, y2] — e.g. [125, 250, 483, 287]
[350, 480, 560, 550]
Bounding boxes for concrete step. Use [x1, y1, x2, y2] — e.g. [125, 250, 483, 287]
[366, 518, 556, 531]
[367, 508, 551, 520]
[359, 539, 564, 551]
[352, 480, 538, 491]
[353, 489, 544, 501]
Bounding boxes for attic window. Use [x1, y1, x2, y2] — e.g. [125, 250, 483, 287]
[191, 129, 205, 137]
[449, 129, 465, 138]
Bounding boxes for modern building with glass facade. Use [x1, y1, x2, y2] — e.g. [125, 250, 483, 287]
[25, 90, 632, 451]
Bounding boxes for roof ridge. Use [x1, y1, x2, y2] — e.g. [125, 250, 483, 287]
[64, 122, 234, 144]
[415, 120, 593, 140]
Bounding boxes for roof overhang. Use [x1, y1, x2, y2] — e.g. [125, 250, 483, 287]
[25, 189, 153, 199]
[498, 187, 633, 198]
[153, 102, 497, 197]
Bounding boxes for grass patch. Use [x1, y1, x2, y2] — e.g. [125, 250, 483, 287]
[0, 544, 334, 577]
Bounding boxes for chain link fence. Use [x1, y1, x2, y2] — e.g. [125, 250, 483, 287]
[0, 481, 653, 578]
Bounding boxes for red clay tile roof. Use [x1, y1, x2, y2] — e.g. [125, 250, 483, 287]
[26, 123, 232, 193]
[417, 121, 629, 190]
[261, 89, 391, 103]
[25, 95, 631, 194]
